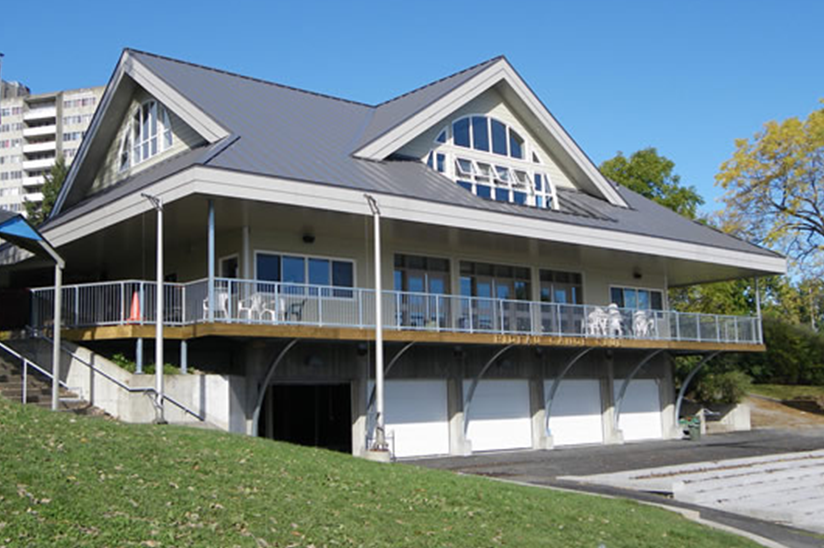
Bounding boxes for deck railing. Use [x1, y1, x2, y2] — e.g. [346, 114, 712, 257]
[29, 278, 763, 345]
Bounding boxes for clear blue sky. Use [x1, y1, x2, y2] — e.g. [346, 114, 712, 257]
[2, 0, 821, 213]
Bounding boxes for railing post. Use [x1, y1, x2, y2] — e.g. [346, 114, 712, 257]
[120, 283, 126, 324]
[499, 300, 505, 334]
[715, 316, 721, 343]
[396, 292, 401, 329]
[734, 317, 740, 343]
[675, 312, 681, 341]
[22, 358, 27, 404]
[74, 286, 79, 327]
[695, 315, 701, 342]
[468, 297, 474, 333]
[319, 287, 324, 327]
[435, 296, 440, 332]
[358, 289, 364, 328]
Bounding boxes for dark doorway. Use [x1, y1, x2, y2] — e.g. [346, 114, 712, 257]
[261, 384, 352, 453]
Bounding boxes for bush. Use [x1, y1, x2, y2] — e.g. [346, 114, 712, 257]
[111, 352, 180, 375]
[734, 318, 824, 385]
[693, 370, 752, 404]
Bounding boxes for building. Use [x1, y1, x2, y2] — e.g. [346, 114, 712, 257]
[0, 50, 785, 459]
[0, 83, 104, 215]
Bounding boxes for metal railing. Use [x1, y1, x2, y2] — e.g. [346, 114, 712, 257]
[0, 339, 77, 405]
[28, 278, 763, 345]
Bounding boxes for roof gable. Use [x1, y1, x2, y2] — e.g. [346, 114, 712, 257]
[351, 57, 628, 208]
[52, 50, 230, 215]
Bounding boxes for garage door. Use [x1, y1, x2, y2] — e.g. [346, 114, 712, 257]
[614, 379, 663, 441]
[464, 380, 532, 452]
[545, 379, 604, 446]
[377, 380, 450, 458]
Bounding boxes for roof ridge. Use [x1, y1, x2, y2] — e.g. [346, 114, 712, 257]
[124, 48, 374, 109]
[373, 55, 505, 108]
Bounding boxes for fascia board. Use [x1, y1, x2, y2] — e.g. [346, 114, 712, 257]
[40, 167, 785, 276]
[53, 55, 129, 215]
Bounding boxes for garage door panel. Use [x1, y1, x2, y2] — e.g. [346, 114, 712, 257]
[376, 380, 450, 458]
[546, 379, 604, 446]
[464, 380, 532, 452]
[614, 379, 663, 442]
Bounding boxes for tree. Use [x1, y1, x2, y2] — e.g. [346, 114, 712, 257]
[600, 147, 704, 218]
[717, 103, 824, 274]
[24, 154, 68, 226]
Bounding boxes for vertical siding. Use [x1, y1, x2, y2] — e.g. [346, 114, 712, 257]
[89, 88, 206, 195]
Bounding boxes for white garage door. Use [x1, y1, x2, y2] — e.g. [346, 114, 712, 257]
[463, 380, 532, 452]
[379, 380, 450, 458]
[614, 379, 663, 441]
[545, 379, 604, 446]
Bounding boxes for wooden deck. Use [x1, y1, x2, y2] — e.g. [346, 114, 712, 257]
[56, 323, 766, 353]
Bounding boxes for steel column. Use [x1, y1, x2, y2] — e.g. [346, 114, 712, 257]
[366, 341, 417, 438]
[207, 199, 215, 322]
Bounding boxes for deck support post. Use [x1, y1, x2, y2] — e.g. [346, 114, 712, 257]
[180, 340, 188, 374]
[207, 199, 215, 323]
[365, 341, 416, 443]
[612, 349, 665, 436]
[51, 262, 63, 411]
[135, 338, 143, 374]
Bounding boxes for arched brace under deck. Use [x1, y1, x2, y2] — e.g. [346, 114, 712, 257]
[251, 339, 299, 436]
[544, 347, 596, 437]
[673, 351, 721, 430]
[463, 344, 517, 437]
[612, 349, 666, 434]
[365, 341, 417, 440]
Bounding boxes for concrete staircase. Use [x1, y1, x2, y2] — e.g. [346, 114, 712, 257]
[0, 349, 102, 414]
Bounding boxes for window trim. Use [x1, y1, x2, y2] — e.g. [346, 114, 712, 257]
[253, 249, 357, 299]
[124, 99, 173, 170]
[608, 284, 666, 311]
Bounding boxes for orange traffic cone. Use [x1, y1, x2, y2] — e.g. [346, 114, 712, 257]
[128, 291, 141, 323]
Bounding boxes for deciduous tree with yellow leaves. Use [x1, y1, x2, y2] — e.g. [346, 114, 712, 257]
[717, 103, 824, 274]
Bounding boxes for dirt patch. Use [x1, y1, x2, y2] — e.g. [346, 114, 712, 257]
[748, 396, 824, 429]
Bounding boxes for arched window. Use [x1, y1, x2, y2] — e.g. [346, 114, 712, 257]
[127, 99, 173, 168]
[426, 115, 559, 210]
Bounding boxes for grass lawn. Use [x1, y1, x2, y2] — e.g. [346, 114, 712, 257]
[0, 397, 759, 547]
[749, 384, 824, 401]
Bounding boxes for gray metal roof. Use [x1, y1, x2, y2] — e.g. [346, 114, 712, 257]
[49, 50, 779, 260]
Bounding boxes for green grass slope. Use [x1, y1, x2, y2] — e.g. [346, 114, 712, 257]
[0, 397, 757, 547]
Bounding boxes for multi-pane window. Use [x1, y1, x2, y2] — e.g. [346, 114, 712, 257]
[425, 116, 559, 210]
[394, 254, 450, 294]
[121, 100, 173, 170]
[255, 252, 355, 297]
[610, 286, 664, 310]
[62, 131, 85, 141]
[540, 270, 583, 305]
[460, 261, 530, 300]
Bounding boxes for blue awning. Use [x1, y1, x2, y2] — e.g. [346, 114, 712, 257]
[0, 210, 62, 264]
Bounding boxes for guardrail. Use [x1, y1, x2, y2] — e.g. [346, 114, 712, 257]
[29, 278, 763, 345]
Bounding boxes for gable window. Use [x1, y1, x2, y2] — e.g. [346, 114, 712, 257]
[610, 286, 664, 311]
[124, 99, 173, 170]
[429, 115, 559, 211]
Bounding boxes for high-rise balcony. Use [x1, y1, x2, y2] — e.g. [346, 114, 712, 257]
[23, 106, 57, 122]
[21, 176, 44, 188]
[22, 141, 56, 155]
[22, 158, 55, 171]
[22, 125, 57, 138]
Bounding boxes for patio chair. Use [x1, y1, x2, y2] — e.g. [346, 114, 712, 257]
[279, 298, 307, 322]
[202, 291, 229, 320]
[586, 307, 608, 336]
[633, 310, 654, 338]
[607, 303, 623, 337]
[238, 293, 264, 321]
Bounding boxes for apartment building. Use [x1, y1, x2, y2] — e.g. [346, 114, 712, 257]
[0, 84, 103, 215]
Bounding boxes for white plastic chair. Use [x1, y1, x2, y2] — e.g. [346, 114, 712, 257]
[238, 293, 263, 321]
[586, 307, 607, 336]
[202, 291, 230, 319]
[633, 310, 654, 338]
[607, 303, 623, 337]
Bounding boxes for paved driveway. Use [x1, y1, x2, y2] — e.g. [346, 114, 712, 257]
[408, 428, 824, 548]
